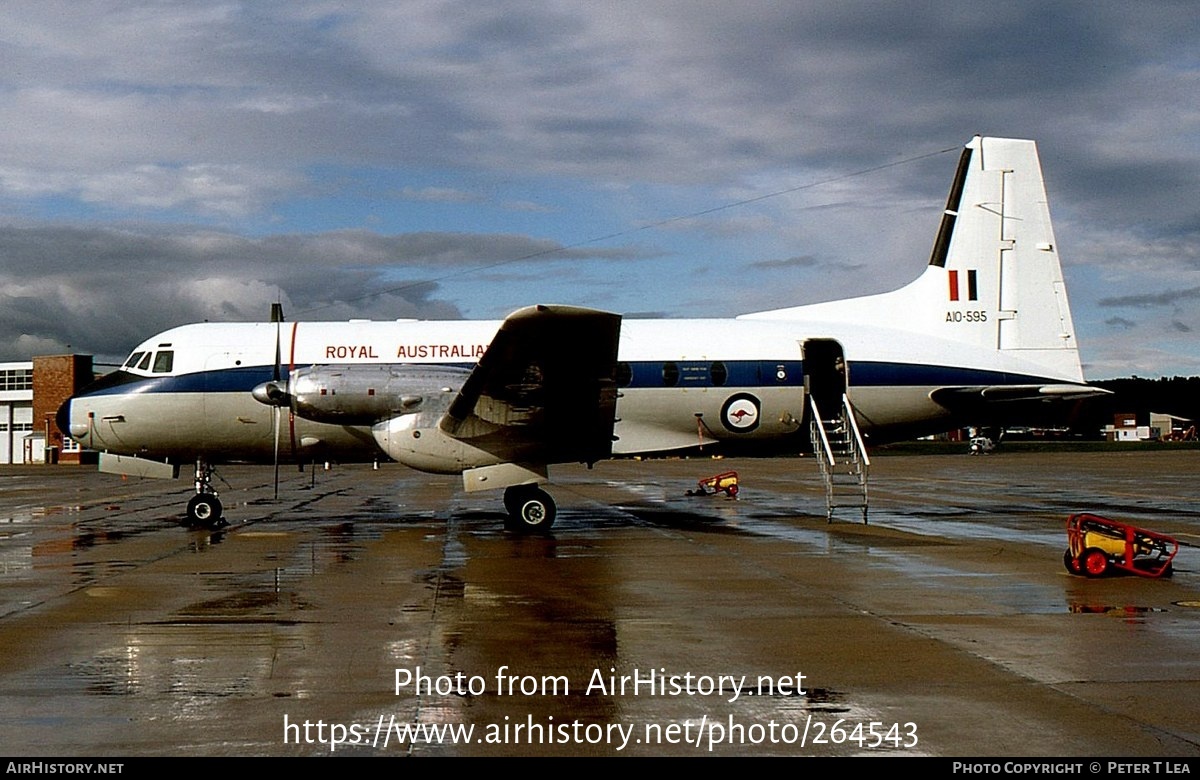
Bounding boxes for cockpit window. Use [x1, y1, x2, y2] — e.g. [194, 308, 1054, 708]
[152, 351, 174, 373]
[124, 351, 146, 370]
[136, 352, 153, 371]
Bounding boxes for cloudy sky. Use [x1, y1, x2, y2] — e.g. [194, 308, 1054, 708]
[1, 1, 1196, 377]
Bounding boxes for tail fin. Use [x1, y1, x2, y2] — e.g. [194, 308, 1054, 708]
[742, 136, 1084, 383]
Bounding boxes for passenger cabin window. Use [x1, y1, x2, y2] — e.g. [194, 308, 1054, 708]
[152, 350, 174, 373]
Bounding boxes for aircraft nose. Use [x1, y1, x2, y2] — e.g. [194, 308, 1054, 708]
[56, 398, 71, 439]
[56, 398, 82, 441]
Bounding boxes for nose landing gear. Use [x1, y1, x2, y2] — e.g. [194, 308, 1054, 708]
[185, 458, 227, 528]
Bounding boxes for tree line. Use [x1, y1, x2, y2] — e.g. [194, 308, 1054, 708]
[1070, 376, 1199, 438]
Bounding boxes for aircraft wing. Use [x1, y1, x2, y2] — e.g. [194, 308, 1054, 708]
[439, 305, 622, 466]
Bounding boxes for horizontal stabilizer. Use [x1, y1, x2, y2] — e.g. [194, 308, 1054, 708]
[931, 383, 1110, 407]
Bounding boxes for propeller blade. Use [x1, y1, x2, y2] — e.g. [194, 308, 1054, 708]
[271, 303, 283, 382]
[271, 303, 284, 499]
[273, 405, 281, 500]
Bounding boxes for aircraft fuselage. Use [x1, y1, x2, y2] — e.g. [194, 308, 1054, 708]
[61, 315, 1068, 467]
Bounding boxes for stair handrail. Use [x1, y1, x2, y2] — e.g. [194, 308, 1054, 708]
[809, 395, 835, 464]
[842, 393, 870, 467]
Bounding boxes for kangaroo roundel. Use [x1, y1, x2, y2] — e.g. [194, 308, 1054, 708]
[721, 393, 761, 432]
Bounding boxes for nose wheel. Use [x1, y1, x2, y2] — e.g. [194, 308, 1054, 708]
[186, 493, 225, 528]
[185, 458, 226, 528]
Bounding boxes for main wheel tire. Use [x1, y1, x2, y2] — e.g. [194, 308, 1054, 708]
[504, 487, 556, 533]
[502, 486, 522, 517]
[1081, 547, 1110, 578]
[186, 493, 223, 528]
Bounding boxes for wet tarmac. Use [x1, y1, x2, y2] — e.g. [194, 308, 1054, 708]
[0, 449, 1198, 757]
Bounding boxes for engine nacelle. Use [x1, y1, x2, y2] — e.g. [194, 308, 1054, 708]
[283, 364, 470, 425]
[371, 412, 507, 474]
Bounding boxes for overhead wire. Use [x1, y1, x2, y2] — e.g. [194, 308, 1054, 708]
[294, 144, 960, 318]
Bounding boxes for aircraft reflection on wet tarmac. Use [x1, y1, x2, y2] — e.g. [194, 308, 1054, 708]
[0, 450, 1197, 756]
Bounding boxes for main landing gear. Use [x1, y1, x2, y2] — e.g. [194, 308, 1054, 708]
[503, 484, 557, 533]
[185, 458, 226, 529]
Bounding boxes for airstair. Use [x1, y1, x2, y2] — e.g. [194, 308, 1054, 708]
[809, 394, 870, 523]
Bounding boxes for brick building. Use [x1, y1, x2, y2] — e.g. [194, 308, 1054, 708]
[0, 355, 93, 464]
[34, 355, 94, 463]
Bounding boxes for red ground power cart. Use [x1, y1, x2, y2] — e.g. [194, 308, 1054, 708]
[687, 471, 740, 497]
[1064, 512, 1178, 578]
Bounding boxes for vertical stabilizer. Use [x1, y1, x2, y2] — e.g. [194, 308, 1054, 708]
[936, 137, 1080, 361]
[742, 136, 1084, 383]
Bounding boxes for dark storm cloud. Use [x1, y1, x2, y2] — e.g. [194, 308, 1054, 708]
[4, 2, 1196, 227]
[750, 256, 820, 271]
[1099, 285, 1200, 308]
[0, 224, 628, 359]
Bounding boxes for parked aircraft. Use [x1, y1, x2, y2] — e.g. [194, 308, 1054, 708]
[58, 136, 1102, 531]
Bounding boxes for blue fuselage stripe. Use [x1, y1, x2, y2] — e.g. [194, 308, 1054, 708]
[77, 360, 1056, 398]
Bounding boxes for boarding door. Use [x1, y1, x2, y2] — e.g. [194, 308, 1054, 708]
[802, 339, 847, 422]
